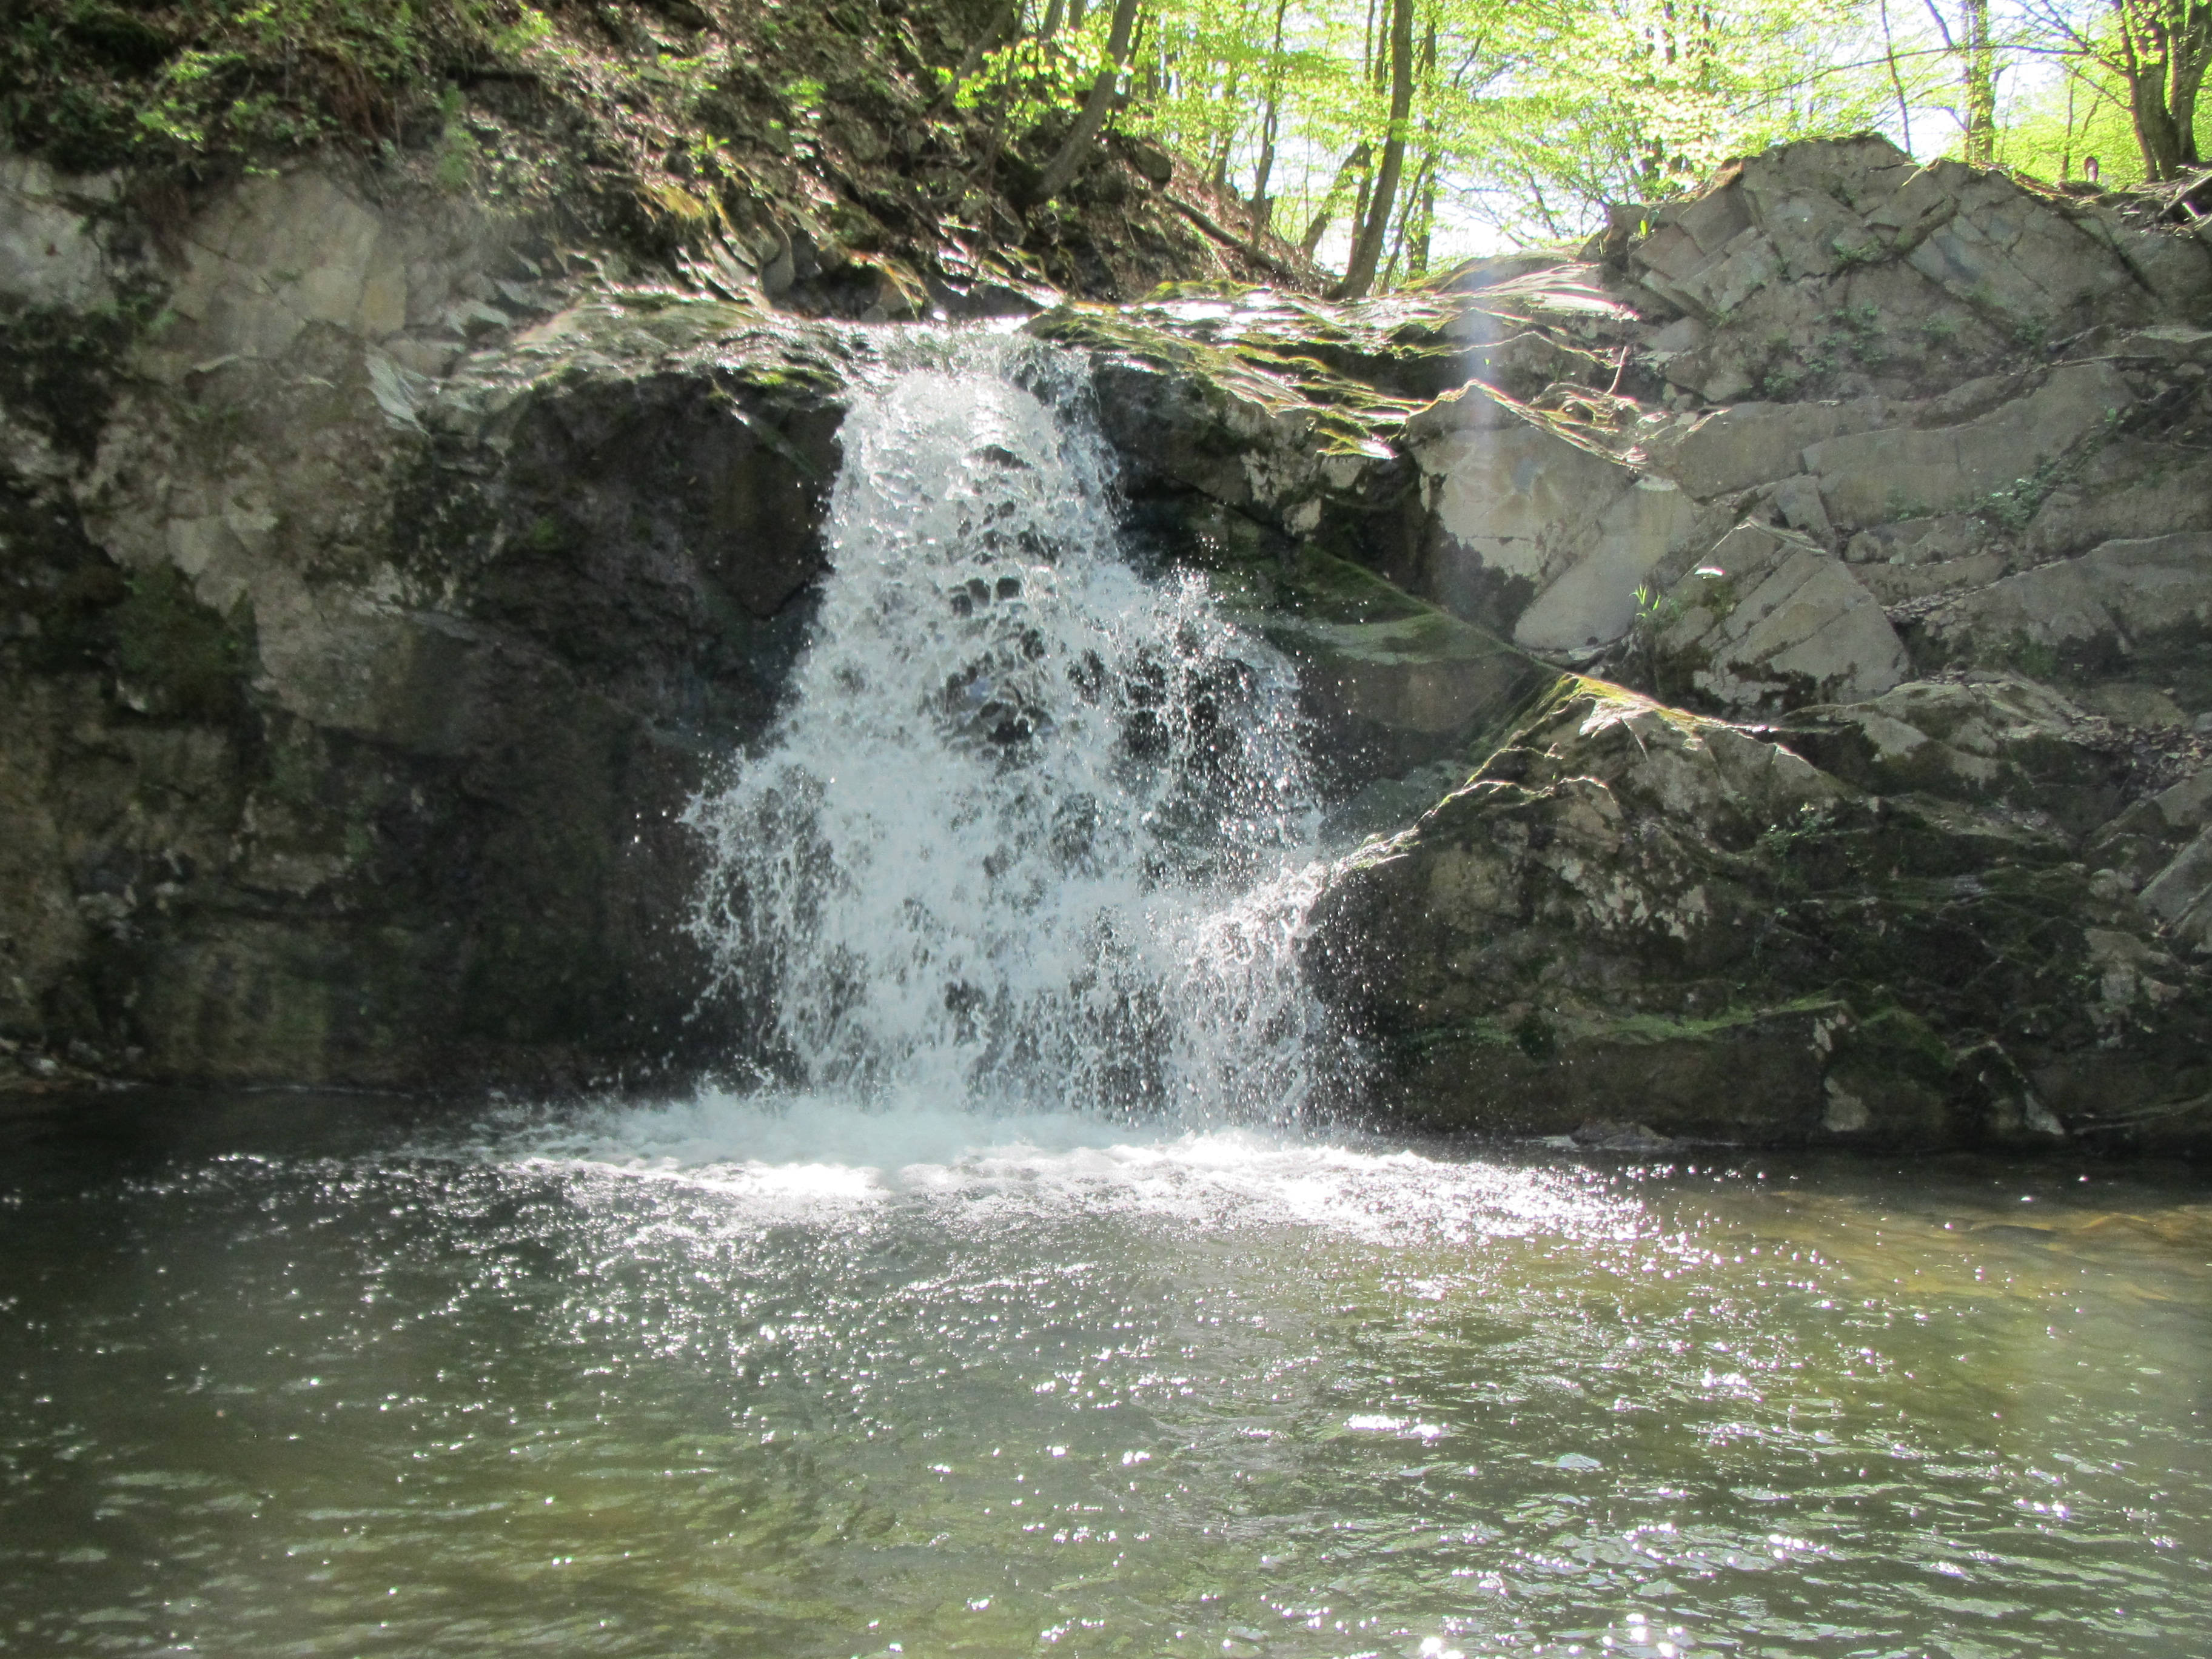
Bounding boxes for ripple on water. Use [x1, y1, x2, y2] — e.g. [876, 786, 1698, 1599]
[1, 1098, 2208, 1659]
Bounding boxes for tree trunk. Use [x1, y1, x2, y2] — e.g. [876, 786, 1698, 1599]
[2131, 75, 2189, 178]
[2111, 0, 2212, 179]
[1962, 0, 1996, 164]
[1299, 142, 1370, 258]
[1208, 69, 1242, 192]
[1406, 157, 1436, 280]
[934, 0, 1023, 110]
[1248, 0, 1290, 246]
[1877, 0, 1914, 154]
[2150, 0, 2210, 172]
[1026, 0, 1142, 206]
[1337, 0, 1413, 298]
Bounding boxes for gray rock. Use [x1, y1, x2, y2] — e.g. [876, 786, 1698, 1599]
[1651, 523, 1909, 712]
[1304, 673, 2210, 1148]
[0, 156, 118, 309]
[2140, 827, 2212, 951]
[1805, 361, 2133, 529]
[0, 163, 854, 1090]
[1647, 397, 1891, 500]
[1921, 531, 2212, 662]
[1844, 513, 1994, 566]
[2024, 446, 2212, 560]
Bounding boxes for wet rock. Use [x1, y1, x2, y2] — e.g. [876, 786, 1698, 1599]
[1201, 544, 1557, 791]
[1781, 675, 2133, 837]
[0, 163, 859, 1091]
[1570, 1119, 1677, 1152]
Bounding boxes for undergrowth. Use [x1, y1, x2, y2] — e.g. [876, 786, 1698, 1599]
[0, 0, 1261, 302]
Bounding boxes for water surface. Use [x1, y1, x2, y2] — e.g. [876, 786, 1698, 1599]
[2, 1090, 2205, 1658]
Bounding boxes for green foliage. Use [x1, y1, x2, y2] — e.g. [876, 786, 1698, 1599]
[957, 23, 1109, 126]
[3, 0, 2177, 304]
[1063, 0, 1914, 271]
[0, 0, 535, 174]
[1991, 59, 2148, 188]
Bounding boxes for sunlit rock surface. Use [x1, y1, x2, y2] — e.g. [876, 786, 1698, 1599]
[1306, 678, 2211, 1152]
[1038, 137, 2212, 1153]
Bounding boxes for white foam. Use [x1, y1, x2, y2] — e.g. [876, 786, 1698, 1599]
[508, 1089, 1642, 1246]
[683, 342, 1335, 1124]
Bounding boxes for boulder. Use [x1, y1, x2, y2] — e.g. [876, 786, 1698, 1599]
[2086, 766, 2212, 887]
[1307, 675, 2212, 1148]
[2023, 444, 2212, 559]
[1305, 679, 1852, 1142]
[1198, 541, 1558, 791]
[1915, 532, 2212, 671]
[1781, 675, 2133, 837]
[2140, 826, 2212, 951]
[1625, 135, 2211, 404]
[1404, 384, 1688, 643]
[0, 163, 858, 1090]
[0, 155, 117, 310]
[1648, 522, 1909, 712]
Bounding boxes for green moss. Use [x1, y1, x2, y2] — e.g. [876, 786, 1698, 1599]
[1830, 1005, 1952, 1090]
[264, 728, 326, 808]
[1274, 547, 1436, 626]
[1, 0, 485, 174]
[1414, 997, 1843, 1059]
[1028, 299, 1436, 455]
[112, 563, 254, 722]
[0, 288, 170, 459]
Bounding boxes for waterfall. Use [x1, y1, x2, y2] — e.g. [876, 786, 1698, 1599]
[685, 337, 1339, 1123]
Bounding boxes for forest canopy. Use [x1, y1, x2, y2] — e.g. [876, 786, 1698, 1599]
[4, 0, 2205, 299]
[980, 0, 2211, 289]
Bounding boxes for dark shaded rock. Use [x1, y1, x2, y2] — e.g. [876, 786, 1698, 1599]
[1306, 677, 2212, 1151]
[1570, 1119, 1678, 1152]
[2, 264, 859, 1091]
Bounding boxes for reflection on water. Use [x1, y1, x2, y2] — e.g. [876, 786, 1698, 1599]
[1, 1090, 2207, 1658]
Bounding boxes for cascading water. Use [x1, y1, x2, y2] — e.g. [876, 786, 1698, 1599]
[685, 337, 1339, 1122]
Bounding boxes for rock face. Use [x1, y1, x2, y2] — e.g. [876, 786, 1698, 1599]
[2, 158, 854, 1089]
[6, 133, 2212, 1155]
[1307, 675, 2209, 1152]
[1036, 135, 2212, 1156]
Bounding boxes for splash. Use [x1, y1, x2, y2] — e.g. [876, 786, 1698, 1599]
[685, 338, 1341, 1123]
